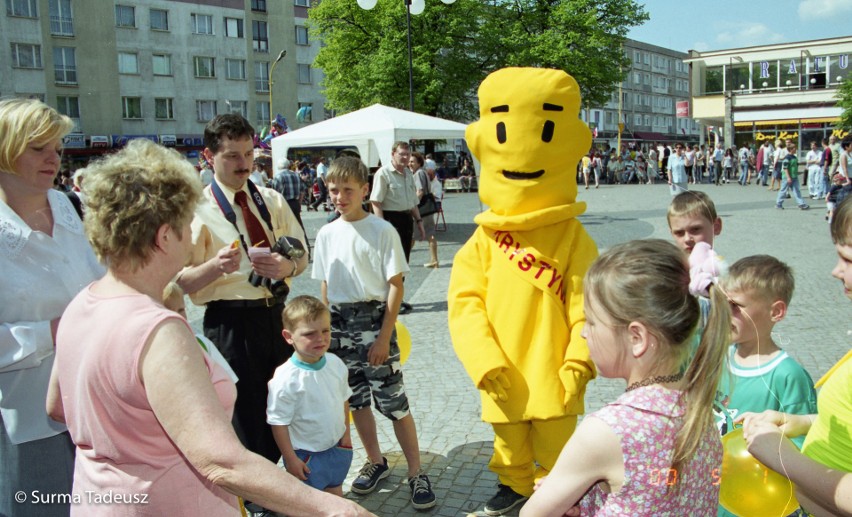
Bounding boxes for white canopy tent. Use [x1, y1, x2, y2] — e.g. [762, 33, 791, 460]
[270, 103, 468, 168]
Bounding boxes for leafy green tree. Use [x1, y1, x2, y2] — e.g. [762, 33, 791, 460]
[311, 0, 648, 120]
[837, 77, 852, 131]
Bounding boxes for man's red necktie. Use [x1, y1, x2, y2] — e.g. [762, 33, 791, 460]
[233, 191, 269, 247]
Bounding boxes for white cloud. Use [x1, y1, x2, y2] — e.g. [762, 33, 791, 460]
[798, 0, 852, 21]
[693, 41, 709, 52]
[714, 22, 784, 48]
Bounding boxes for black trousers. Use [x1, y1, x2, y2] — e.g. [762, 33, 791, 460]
[383, 209, 414, 263]
[203, 303, 290, 463]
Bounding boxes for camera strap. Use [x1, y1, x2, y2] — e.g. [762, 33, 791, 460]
[210, 178, 277, 253]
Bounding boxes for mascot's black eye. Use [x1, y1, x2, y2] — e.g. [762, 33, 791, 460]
[542, 121, 555, 143]
[496, 122, 506, 144]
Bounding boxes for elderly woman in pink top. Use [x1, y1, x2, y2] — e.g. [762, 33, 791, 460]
[46, 140, 371, 517]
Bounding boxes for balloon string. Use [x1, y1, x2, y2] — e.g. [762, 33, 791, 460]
[729, 299, 796, 516]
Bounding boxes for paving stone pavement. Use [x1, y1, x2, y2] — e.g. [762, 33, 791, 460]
[186, 180, 850, 516]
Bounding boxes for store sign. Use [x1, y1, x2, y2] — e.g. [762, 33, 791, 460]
[90, 136, 111, 148]
[676, 101, 690, 118]
[62, 133, 86, 149]
[755, 131, 799, 142]
[832, 128, 850, 139]
[758, 54, 848, 79]
[179, 136, 204, 147]
[112, 135, 159, 147]
[159, 134, 177, 147]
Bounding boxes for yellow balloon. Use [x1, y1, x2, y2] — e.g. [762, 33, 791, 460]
[719, 428, 799, 516]
[395, 321, 412, 365]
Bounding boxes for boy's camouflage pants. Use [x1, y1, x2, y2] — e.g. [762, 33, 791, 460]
[329, 301, 410, 421]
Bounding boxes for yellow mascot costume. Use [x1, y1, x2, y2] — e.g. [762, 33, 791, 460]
[448, 67, 598, 514]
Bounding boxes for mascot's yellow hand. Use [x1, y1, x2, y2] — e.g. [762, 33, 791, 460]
[559, 368, 589, 408]
[481, 369, 511, 402]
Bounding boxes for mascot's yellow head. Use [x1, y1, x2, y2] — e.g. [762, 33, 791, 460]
[466, 67, 591, 217]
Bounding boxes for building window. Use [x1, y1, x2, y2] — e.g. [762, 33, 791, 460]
[227, 100, 248, 117]
[644, 115, 650, 126]
[257, 101, 270, 127]
[295, 0, 310, 5]
[122, 97, 142, 119]
[191, 13, 213, 35]
[53, 46, 76, 84]
[634, 72, 641, 84]
[56, 95, 79, 118]
[194, 56, 215, 78]
[150, 8, 168, 31]
[225, 17, 243, 38]
[298, 64, 311, 84]
[634, 50, 640, 63]
[226, 58, 246, 80]
[49, 0, 73, 35]
[634, 114, 641, 126]
[56, 95, 80, 131]
[155, 98, 174, 119]
[196, 100, 217, 122]
[115, 5, 135, 27]
[296, 25, 309, 45]
[252, 20, 268, 52]
[643, 52, 649, 65]
[255, 61, 269, 92]
[11, 43, 42, 69]
[117, 52, 138, 74]
[251, 0, 267, 12]
[605, 111, 613, 124]
[298, 102, 313, 122]
[7, 0, 37, 17]
[153, 53, 171, 76]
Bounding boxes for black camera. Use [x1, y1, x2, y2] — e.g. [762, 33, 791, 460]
[247, 236, 306, 302]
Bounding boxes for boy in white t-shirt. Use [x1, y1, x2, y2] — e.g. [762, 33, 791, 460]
[312, 156, 436, 510]
[266, 295, 353, 496]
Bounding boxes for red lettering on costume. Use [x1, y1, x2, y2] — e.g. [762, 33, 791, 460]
[535, 261, 551, 279]
[547, 268, 562, 288]
[493, 230, 504, 242]
[556, 279, 566, 303]
[519, 253, 535, 271]
[499, 233, 514, 252]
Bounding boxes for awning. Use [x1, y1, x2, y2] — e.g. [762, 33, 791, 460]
[735, 117, 839, 127]
[633, 131, 680, 142]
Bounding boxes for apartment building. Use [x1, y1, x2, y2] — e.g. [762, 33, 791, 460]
[585, 39, 699, 148]
[1, 0, 308, 164]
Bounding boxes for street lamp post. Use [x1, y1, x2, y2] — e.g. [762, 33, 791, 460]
[268, 49, 287, 126]
[356, 0, 455, 112]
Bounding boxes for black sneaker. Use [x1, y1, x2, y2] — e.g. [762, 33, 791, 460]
[399, 302, 413, 314]
[408, 471, 437, 510]
[351, 457, 390, 494]
[799, 204, 810, 210]
[484, 484, 528, 516]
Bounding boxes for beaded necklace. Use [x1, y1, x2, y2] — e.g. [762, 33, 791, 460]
[625, 372, 684, 392]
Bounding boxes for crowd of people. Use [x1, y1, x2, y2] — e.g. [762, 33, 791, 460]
[579, 136, 852, 210]
[3, 96, 852, 517]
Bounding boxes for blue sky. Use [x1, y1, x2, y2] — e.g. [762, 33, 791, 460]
[628, 0, 852, 53]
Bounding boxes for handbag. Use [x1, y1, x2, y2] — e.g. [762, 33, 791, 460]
[416, 169, 438, 217]
[418, 192, 438, 217]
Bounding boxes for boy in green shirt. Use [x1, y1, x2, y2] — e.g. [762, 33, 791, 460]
[776, 141, 809, 210]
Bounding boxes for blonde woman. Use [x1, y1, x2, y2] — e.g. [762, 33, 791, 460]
[0, 99, 104, 517]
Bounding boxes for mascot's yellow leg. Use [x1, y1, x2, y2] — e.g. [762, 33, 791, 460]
[489, 416, 577, 497]
[531, 415, 577, 485]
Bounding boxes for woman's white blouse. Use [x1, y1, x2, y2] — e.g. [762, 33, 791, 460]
[0, 189, 103, 443]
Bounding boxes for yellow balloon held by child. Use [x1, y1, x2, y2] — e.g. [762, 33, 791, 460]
[394, 321, 412, 365]
[719, 427, 799, 517]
